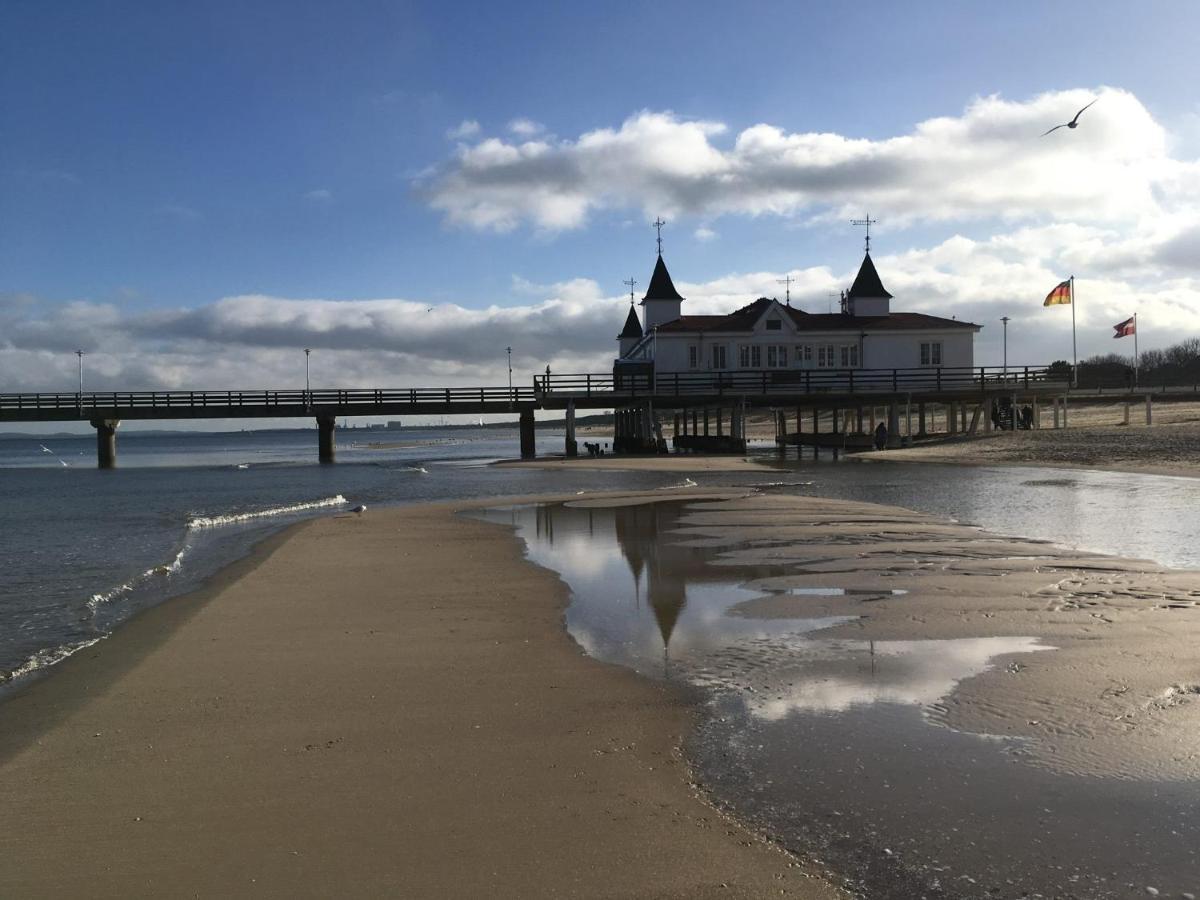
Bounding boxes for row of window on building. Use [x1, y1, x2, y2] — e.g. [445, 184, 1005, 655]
[685, 341, 943, 370]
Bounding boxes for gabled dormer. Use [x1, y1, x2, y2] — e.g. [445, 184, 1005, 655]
[752, 298, 799, 336]
[640, 255, 684, 329]
[846, 252, 892, 317]
[618, 305, 643, 357]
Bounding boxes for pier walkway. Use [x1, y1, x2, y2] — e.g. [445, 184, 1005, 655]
[4, 364, 1187, 465]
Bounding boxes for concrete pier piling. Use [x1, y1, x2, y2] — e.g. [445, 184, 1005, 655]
[92, 418, 119, 468]
[565, 401, 577, 457]
[317, 415, 336, 464]
[519, 409, 536, 459]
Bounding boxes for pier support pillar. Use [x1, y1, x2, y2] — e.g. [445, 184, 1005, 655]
[703, 409, 710, 437]
[1032, 397, 1041, 430]
[317, 415, 336, 464]
[1146, 395, 1153, 426]
[1062, 395, 1069, 428]
[887, 403, 901, 449]
[1123, 402, 1130, 426]
[917, 403, 927, 438]
[1053, 398, 1061, 429]
[565, 401, 577, 457]
[812, 408, 820, 458]
[716, 408, 724, 437]
[92, 418, 119, 469]
[519, 409, 536, 459]
[856, 407, 865, 435]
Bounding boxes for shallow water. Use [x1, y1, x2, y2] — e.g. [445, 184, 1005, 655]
[476, 499, 1200, 899]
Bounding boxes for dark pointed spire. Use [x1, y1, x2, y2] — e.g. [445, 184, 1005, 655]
[847, 252, 892, 300]
[641, 255, 684, 303]
[619, 305, 642, 339]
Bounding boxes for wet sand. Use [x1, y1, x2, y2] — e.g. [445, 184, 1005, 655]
[0, 493, 842, 899]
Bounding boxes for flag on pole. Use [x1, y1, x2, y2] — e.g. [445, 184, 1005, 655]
[1043, 280, 1072, 306]
[1112, 316, 1136, 338]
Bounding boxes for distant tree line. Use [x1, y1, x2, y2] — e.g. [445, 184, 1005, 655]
[1055, 337, 1200, 387]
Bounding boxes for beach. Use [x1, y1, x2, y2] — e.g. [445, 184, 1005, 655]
[0, 491, 842, 899]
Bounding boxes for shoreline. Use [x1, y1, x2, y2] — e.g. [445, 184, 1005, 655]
[0, 491, 842, 898]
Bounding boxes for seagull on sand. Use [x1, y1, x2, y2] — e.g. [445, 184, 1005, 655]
[1041, 99, 1098, 136]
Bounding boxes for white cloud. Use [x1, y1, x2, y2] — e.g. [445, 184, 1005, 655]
[304, 188, 333, 202]
[6, 215, 1200, 398]
[445, 119, 481, 140]
[694, 226, 718, 242]
[507, 117, 544, 137]
[426, 89, 1197, 234]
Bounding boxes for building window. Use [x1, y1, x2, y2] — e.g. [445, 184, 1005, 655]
[739, 345, 750, 368]
[689, 345, 698, 369]
[766, 318, 782, 331]
[712, 345, 727, 370]
[766, 345, 788, 368]
[920, 341, 943, 366]
[817, 345, 837, 368]
[840, 345, 860, 367]
[795, 345, 812, 367]
[751, 346, 761, 367]
[739, 345, 762, 368]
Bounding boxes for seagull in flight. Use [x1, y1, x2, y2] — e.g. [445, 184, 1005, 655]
[1041, 99, 1098, 136]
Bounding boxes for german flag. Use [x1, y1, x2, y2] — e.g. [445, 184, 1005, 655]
[1043, 279, 1071, 306]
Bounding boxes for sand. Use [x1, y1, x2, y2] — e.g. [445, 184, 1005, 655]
[0, 496, 843, 899]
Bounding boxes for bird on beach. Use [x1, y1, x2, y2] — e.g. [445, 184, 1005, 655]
[1041, 99, 1098, 136]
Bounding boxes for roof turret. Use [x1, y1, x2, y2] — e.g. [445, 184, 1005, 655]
[641, 255, 684, 303]
[847, 252, 893, 300]
[619, 305, 642, 339]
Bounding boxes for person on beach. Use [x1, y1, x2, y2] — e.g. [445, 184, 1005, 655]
[874, 421, 888, 450]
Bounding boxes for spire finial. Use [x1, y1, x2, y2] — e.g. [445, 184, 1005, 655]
[776, 274, 794, 307]
[652, 216, 667, 255]
[850, 214, 878, 253]
[623, 277, 638, 306]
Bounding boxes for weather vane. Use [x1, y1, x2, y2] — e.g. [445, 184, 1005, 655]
[851, 214, 877, 253]
[653, 217, 667, 255]
[623, 277, 638, 306]
[777, 274, 794, 306]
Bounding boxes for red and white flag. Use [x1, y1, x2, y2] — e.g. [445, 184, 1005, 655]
[1112, 316, 1136, 338]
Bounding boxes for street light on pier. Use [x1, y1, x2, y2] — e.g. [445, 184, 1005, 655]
[304, 348, 312, 407]
[75, 350, 84, 409]
[1000, 317, 1010, 377]
[506, 346, 513, 408]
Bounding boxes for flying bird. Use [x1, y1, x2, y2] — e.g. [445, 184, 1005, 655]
[1041, 99, 1098, 136]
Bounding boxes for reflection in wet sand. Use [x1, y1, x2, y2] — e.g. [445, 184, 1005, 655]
[473, 494, 1200, 899]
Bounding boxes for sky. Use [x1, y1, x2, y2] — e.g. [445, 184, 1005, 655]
[4, 0, 1200, 424]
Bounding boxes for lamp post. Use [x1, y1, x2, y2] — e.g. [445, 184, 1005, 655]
[506, 346, 513, 407]
[304, 348, 311, 407]
[75, 349, 85, 412]
[1000, 317, 1010, 377]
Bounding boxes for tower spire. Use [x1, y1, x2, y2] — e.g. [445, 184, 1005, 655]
[652, 217, 667, 255]
[850, 214, 878, 253]
[623, 277, 638, 306]
[777, 274, 794, 307]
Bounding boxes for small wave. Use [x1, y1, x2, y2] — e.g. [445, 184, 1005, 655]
[186, 495, 348, 530]
[234, 463, 250, 469]
[1, 636, 105, 685]
[748, 480, 815, 488]
[407, 466, 430, 474]
[659, 477, 699, 490]
[87, 546, 189, 611]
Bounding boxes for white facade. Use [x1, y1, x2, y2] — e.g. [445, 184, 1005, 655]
[616, 254, 980, 378]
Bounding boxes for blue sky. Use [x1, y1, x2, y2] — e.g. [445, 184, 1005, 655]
[3, 0, 1200, 398]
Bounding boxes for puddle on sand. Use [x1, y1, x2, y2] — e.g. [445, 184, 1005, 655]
[471, 499, 1200, 900]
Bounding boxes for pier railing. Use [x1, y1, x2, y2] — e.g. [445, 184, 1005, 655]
[0, 386, 537, 414]
[539, 366, 1062, 398]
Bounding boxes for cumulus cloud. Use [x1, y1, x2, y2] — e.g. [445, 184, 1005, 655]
[507, 117, 544, 137]
[5, 216, 1199, 399]
[304, 188, 333, 202]
[445, 119, 481, 140]
[426, 89, 1196, 233]
[694, 226, 718, 242]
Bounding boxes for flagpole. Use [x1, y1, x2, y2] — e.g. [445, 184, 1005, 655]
[1134, 312, 1139, 386]
[1070, 275, 1077, 387]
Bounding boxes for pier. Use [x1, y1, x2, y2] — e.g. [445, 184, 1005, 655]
[2, 365, 1191, 466]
